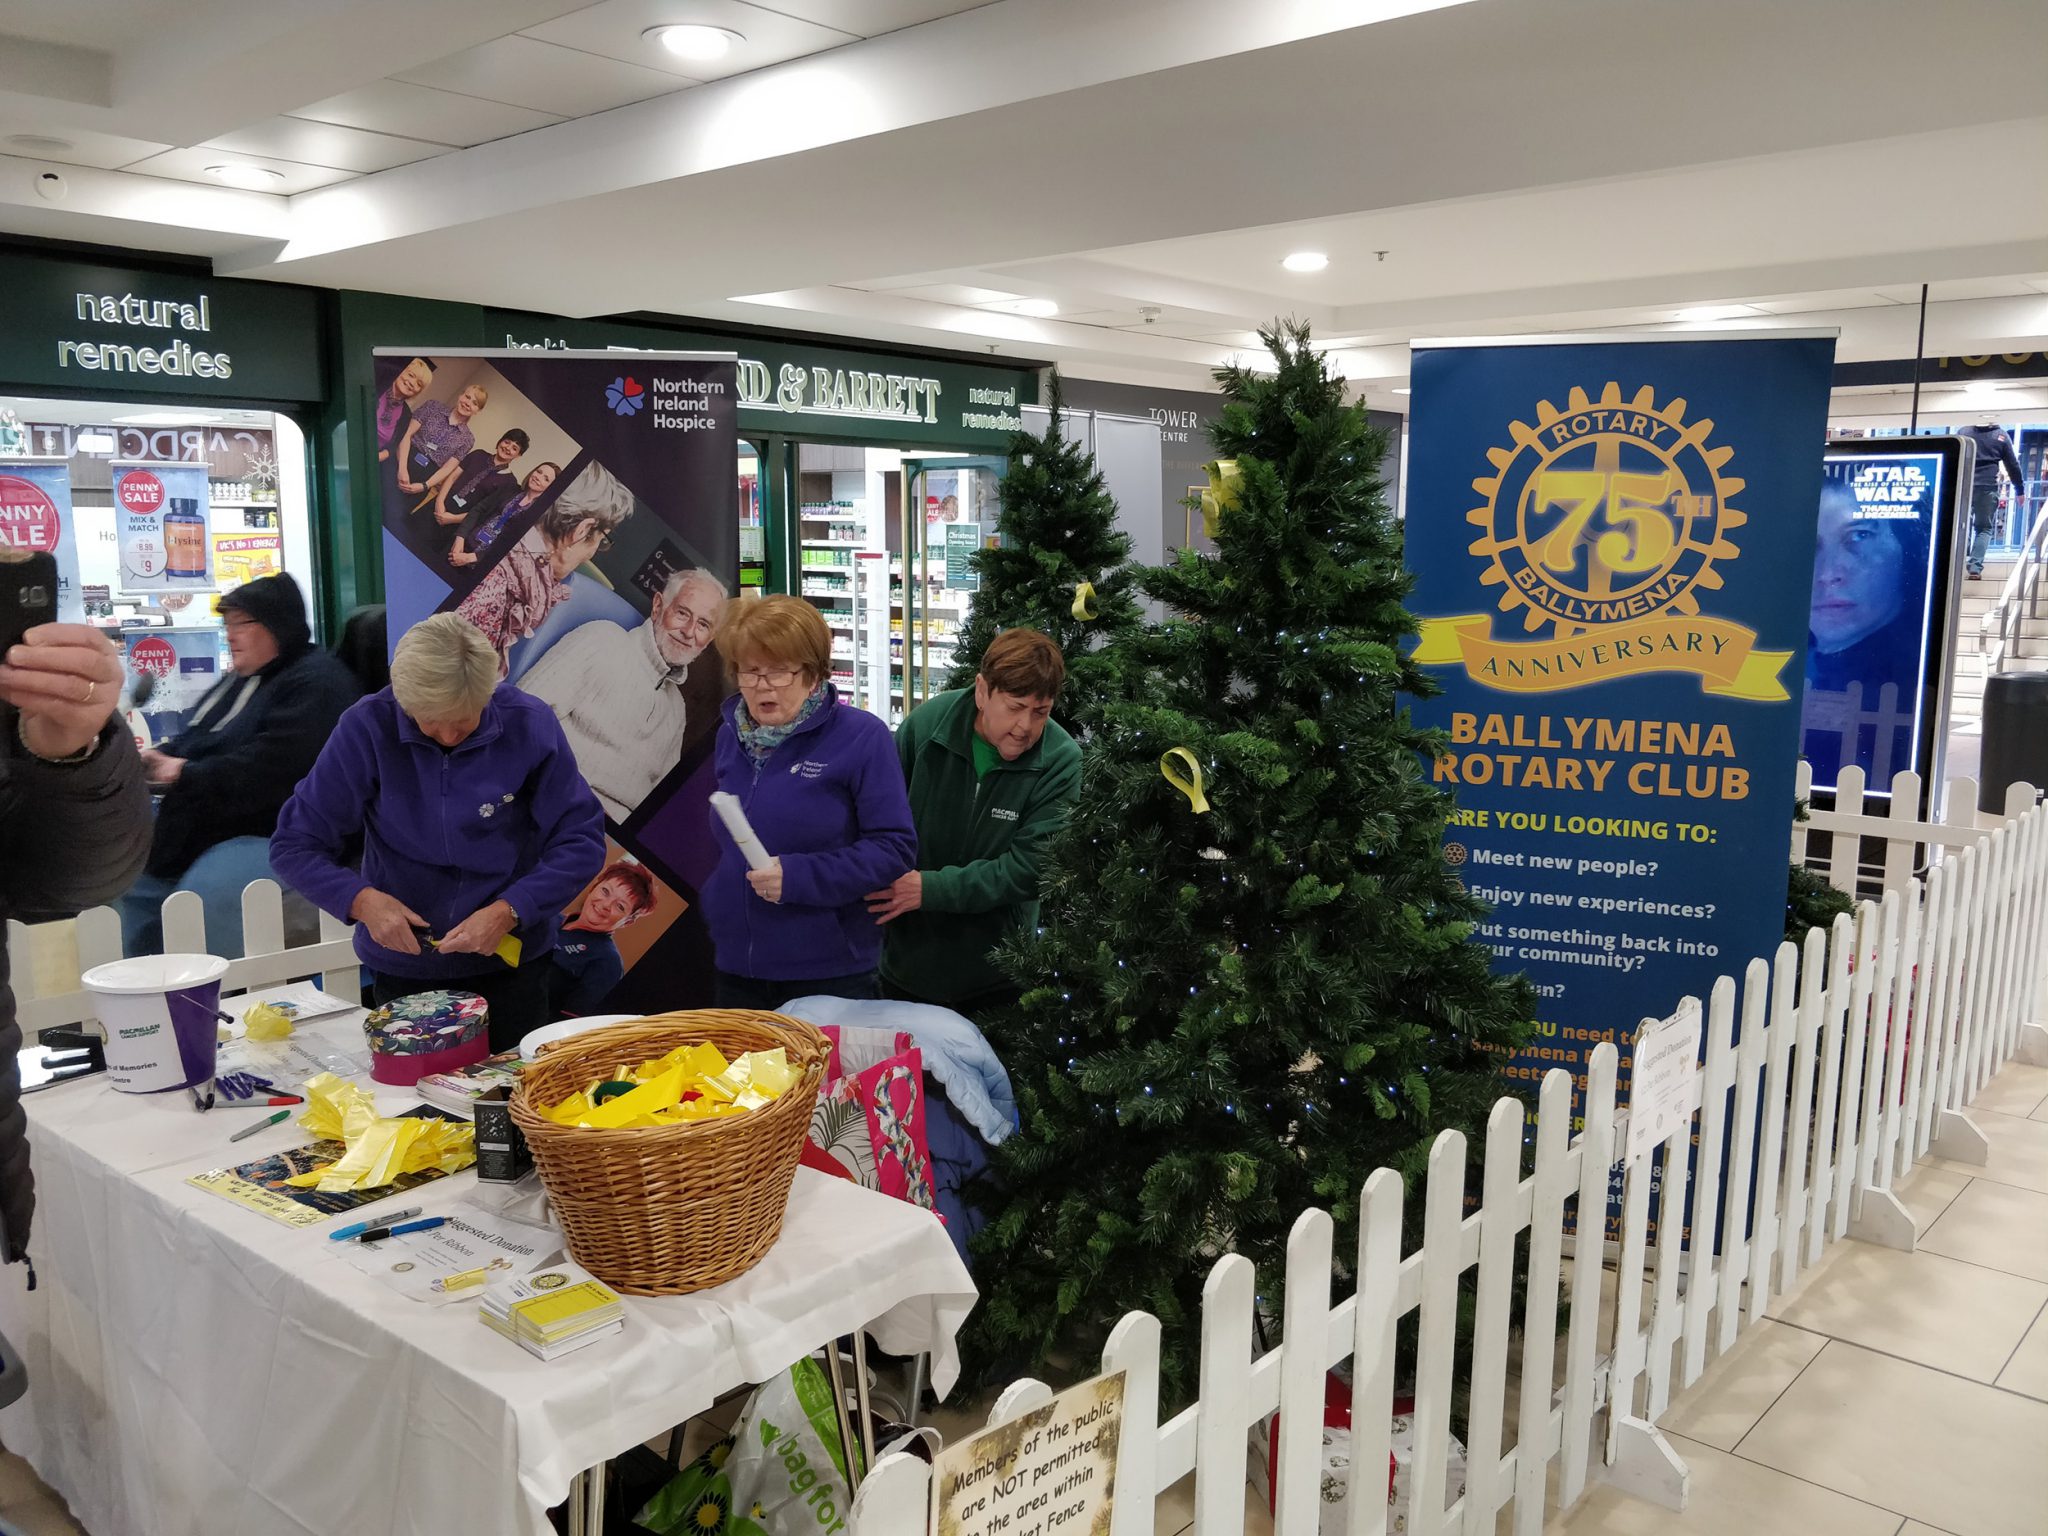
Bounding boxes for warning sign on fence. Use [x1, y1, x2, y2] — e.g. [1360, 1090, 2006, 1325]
[931, 1370, 1124, 1536]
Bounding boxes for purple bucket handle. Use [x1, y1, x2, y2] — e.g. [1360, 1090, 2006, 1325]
[166, 980, 226, 1091]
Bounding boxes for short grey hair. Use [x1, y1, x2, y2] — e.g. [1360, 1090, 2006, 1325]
[391, 613, 499, 719]
[661, 566, 730, 604]
[538, 461, 636, 546]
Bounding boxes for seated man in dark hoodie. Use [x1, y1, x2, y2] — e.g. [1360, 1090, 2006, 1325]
[118, 573, 360, 958]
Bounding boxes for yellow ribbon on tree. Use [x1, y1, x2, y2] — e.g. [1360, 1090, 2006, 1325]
[1198, 459, 1243, 540]
[1159, 748, 1211, 814]
[1071, 580, 1099, 621]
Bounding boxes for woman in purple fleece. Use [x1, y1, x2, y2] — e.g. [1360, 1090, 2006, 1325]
[704, 596, 916, 1011]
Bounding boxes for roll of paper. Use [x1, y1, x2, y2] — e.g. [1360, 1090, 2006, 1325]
[710, 791, 775, 871]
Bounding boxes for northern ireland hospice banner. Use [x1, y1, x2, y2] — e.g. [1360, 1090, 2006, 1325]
[1404, 335, 1836, 1124]
[376, 347, 738, 1017]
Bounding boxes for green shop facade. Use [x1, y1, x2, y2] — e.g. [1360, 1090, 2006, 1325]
[0, 241, 1040, 642]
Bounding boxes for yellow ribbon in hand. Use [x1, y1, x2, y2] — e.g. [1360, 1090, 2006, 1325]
[1159, 748, 1211, 814]
[1198, 460, 1242, 540]
[1071, 581, 1099, 621]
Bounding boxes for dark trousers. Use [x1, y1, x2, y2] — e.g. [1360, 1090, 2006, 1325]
[880, 974, 1021, 1028]
[713, 969, 877, 1012]
[371, 956, 552, 1054]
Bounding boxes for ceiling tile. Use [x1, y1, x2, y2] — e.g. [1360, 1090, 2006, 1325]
[752, 1, 997, 38]
[522, 0, 860, 83]
[294, 79, 562, 148]
[0, 125, 170, 171]
[392, 35, 690, 119]
[119, 147, 357, 196]
[202, 117, 445, 173]
[1749, 291, 1901, 314]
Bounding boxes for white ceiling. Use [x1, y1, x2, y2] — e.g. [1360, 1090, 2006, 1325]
[0, 0, 2045, 402]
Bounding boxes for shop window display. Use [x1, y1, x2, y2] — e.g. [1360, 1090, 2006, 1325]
[0, 395, 315, 743]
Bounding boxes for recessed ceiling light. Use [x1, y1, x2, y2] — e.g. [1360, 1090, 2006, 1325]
[646, 23, 744, 61]
[1014, 299, 1059, 318]
[1390, 388, 1412, 396]
[74, 431, 116, 453]
[204, 163, 285, 189]
[6, 133, 74, 154]
[1282, 251, 1330, 273]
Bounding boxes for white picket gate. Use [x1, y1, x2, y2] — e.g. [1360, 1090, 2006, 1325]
[7, 880, 359, 1034]
[852, 770, 2048, 1536]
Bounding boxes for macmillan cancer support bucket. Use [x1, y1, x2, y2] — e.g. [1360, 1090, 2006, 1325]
[80, 953, 231, 1094]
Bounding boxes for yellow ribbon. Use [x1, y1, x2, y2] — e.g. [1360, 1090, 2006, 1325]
[1198, 460, 1242, 540]
[1159, 748, 1211, 814]
[1071, 581, 1099, 621]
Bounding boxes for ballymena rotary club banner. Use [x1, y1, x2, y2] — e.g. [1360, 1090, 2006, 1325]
[1404, 335, 1836, 1128]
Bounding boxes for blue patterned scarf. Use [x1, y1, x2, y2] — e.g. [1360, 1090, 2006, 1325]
[737, 683, 829, 764]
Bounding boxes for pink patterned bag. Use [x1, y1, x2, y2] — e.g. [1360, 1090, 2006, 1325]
[802, 1027, 936, 1211]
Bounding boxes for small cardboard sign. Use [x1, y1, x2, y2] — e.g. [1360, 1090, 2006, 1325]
[1626, 1000, 1705, 1163]
[932, 1370, 1124, 1536]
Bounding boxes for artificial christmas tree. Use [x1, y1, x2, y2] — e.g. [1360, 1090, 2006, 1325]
[966, 323, 1536, 1393]
[942, 375, 1143, 729]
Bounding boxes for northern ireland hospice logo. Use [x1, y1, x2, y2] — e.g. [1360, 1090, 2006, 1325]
[606, 375, 646, 417]
[1413, 382, 1789, 700]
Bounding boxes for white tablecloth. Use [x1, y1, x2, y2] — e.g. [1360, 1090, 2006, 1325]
[0, 1015, 977, 1536]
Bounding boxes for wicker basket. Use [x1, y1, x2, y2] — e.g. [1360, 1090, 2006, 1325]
[509, 1011, 828, 1296]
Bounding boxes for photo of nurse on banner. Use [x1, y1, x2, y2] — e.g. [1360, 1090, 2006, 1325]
[374, 354, 580, 592]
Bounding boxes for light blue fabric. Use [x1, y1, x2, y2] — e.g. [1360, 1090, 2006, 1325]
[118, 834, 279, 959]
[778, 994, 1018, 1145]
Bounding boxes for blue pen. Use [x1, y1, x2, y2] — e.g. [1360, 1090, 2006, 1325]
[328, 1206, 423, 1241]
[357, 1216, 446, 1245]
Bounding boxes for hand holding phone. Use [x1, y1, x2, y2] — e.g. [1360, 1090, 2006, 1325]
[0, 565, 126, 759]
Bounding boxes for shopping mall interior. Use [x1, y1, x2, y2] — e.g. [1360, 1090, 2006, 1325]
[0, 3, 2045, 1535]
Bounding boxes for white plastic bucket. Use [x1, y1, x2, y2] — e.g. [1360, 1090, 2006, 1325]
[80, 953, 231, 1094]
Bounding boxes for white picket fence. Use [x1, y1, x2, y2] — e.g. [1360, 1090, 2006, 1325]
[853, 769, 2048, 1536]
[6, 880, 358, 1035]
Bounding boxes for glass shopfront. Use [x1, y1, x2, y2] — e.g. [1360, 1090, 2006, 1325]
[0, 244, 330, 741]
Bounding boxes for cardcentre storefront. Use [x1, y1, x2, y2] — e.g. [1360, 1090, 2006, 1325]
[0, 243, 331, 742]
[331, 292, 1040, 728]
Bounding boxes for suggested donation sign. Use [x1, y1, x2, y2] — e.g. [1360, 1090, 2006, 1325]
[377, 347, 738, 1014]
[1404, 334, 1836, 1118]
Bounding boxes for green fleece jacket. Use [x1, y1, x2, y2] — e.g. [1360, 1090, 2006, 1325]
[880, 688, 1082, 1004]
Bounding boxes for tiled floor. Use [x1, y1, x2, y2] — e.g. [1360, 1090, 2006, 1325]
[6, 1064, 2047, 1536]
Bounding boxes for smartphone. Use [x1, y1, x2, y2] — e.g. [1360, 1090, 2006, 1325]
[0, 549, 58, 656]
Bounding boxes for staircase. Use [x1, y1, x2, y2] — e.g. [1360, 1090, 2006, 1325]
[1949, 553, 2048, 726]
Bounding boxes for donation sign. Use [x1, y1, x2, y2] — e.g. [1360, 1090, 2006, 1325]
[1405, 335, 1836, 1128]
[0, 458, 83, 621]
[113, 459, 212, 593]
[376, 348, 738, 1014]
[932, 1371, 1124, 1536]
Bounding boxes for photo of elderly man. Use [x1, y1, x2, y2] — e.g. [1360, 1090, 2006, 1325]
[517, 566, 730, 823]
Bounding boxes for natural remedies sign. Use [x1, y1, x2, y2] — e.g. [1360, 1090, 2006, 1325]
[1404, 335, 1835, 1121]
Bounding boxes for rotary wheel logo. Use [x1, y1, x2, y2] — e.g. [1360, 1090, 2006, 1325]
[1467, 383, 1744, 638]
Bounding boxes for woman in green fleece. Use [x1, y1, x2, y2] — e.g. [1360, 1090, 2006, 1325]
[867, 628, 1081, 1019]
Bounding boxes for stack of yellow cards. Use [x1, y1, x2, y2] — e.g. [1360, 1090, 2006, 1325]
[479, 1262, 624, 1361]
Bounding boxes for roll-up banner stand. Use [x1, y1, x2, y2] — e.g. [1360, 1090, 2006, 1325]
[376, 348, 739, 1016]
[1404, 332, 1837, 1235]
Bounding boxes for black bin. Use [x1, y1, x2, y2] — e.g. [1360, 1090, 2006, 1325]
[1978, 671, 2048, 814]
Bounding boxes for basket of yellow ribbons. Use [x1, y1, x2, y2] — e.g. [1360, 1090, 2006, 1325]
[509, 1011, 828, 1296]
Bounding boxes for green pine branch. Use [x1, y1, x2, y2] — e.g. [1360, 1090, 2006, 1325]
[944, 373, 1145, 731]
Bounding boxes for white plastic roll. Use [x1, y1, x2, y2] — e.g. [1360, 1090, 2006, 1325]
[710, 791, 775, 871]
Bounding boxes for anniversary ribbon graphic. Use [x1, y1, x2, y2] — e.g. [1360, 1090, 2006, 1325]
[1415, 382, 1791, 699]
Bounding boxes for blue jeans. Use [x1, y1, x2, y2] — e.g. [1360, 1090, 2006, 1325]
[118, 836, 280, 959]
